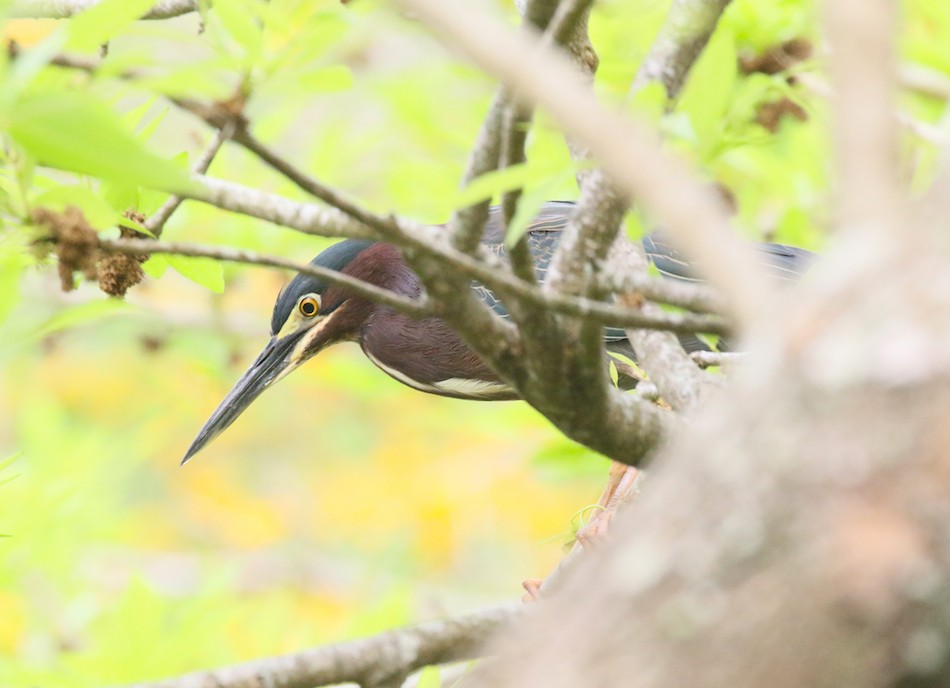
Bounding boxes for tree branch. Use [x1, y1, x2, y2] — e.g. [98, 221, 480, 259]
[630, 0, 733, 98]
[124, 605, 518, 688]
[689, 350, 744, 369]
[98, 238, 432, 319]
[619, 0, 733, 412]
[826, 0, 901, 239]
[8, 0, 197, 19]
[397, 0, 770, 330]
[177, 175, 730, 335]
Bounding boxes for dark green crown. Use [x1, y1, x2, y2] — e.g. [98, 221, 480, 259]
[270, 239, 376, 335]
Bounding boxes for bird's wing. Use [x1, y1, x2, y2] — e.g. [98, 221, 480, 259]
[473, 209, 817, 344]
[642, 232, 817, 351]
[475, 202, 574, 319]
[642, 232, 817, 283]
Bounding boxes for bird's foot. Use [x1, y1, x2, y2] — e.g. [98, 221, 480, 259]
[520, 462, 642, 602]
[575, 462, 641, 548]
[521, 578, 544, 603]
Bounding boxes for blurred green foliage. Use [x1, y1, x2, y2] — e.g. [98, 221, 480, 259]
[0, 0, 947, 685]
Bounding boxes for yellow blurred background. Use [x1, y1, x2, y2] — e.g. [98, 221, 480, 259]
[4, 0, 945, 683]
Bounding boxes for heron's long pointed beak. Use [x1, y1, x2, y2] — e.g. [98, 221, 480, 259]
[181, 333, 304, 465]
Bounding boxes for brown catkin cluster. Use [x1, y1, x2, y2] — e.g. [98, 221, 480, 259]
[739, 38, 813, 76]
[32, 207, 149, 297]
[32, 206, 100, 292]
[97, 253, 144, 297]
[755, 98, 808, 133]
[97, 225, 148, 297]
[738, 39, 813, 134]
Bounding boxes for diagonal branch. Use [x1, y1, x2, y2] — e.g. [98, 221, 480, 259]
[826, 0, 901, 240]
[396, 0, 769, 330]
[179, 175, 730, 335]
[123, 605, 518, 688]
[98, 237, 432, 319]
[617, 0, 733, 412]
[631, 0, 734, 98]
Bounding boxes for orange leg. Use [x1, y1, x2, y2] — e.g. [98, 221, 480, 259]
[575, 462, 641, 547]
[522, 461, 641, 601]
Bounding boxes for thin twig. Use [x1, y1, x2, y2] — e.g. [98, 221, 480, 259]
[600, 270, 724, 314]
[124, 605, 518, 688]
[544, 0, 597, 49]
[451, 92, 506, 255]
[99, 238, 432, 319]
[689, 350, 744, 369]
[397, 0, 770, 330]
[100, 230, 728, 336]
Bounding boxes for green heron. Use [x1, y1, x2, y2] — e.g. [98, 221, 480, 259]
[183, 201, 814, 463]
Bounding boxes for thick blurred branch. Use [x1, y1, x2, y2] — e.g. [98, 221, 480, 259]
[397, 0, 768, 330]
[827, 0, 901, 238]
[124, 605, 517, 688]
[8, 0, 197, 18]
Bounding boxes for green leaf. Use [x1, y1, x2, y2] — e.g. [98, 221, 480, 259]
[455, 159, 591, 211]
[659, 111, 697, 144]
[608, 359, 619, 388]
[137, 59, 237, 100]
[9, 91, 192, 192]
[141, 254, 169, 279]
[0, 452, 21, 490]
[26, 299, 131, 343]
[167, 255, 225, 293]
[0, 240, 31, 327]
[415, 666, 442, 688]
[214, 0, 263, 58]
[32, 185, 125, 230]
[101, 180, 140, 218]
[678, 26, 738, 157]
[453, 163, 533, 208]
[627, 80, 668, 123]
[504, 167, 577, 248]
[64, 0, 159, 53]
[0, 30, 68, 107]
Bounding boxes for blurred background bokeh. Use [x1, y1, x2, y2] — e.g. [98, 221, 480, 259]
[1, 0, 947, 685]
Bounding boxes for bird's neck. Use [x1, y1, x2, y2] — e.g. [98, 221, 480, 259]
[345, 243, 421, 298]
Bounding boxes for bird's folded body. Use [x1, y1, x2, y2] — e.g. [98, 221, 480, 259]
[182, 201, 816, 463]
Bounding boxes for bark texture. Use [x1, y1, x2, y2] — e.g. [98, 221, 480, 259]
[471, 218, 950, 687]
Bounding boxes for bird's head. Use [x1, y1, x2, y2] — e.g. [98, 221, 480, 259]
[182, 239, 376, 464]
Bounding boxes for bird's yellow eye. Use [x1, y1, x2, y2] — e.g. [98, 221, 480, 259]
[298, 296, 320, 317]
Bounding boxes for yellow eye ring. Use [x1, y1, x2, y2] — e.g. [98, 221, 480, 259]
[298, 296, 320, 317]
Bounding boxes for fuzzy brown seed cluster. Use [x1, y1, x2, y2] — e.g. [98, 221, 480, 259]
[32, 206, 100, 292]
[98, 225, 148, 298]
[97, 253, 144, 297]
[739, 38, 813, 76]
[32, 206, 149, 297]
[755, 98, 808, 133]
[738, 38, 813, 134]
